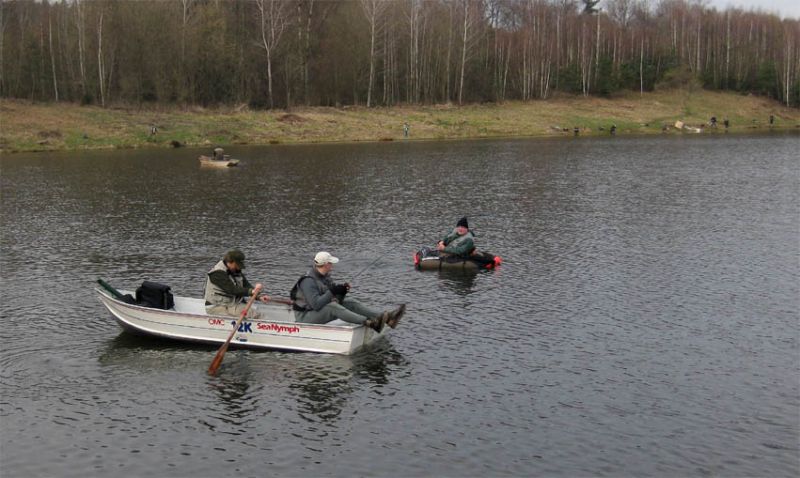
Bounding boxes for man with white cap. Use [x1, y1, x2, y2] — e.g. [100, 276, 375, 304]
[290, 251, 405, 331]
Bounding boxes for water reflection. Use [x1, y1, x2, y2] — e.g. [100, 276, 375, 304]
[290, 340, 406, 423]
[290, 360, 353, 422]
[433, 269, 479, 296]
[206, 360, 257, 426]
[98, 331, 213, 368]
[100, 331, 408, 426]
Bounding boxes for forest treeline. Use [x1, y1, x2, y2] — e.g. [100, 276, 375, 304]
[1, 0, 798, 108]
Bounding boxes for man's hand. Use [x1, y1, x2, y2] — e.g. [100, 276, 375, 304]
[258, 295, 271, 303]
[331, 284, 348, 296]
[436, 241, 446, 251]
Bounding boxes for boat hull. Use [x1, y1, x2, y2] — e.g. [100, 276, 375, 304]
[96, 288, 385, 355]
[198, 155, 239, 167]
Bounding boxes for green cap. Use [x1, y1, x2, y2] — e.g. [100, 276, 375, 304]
[224, 249, 246, 269]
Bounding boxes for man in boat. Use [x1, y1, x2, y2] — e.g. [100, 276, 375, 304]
[290, 251, 405, 332]
[204, 249, 271, 319]
[436, 216, 476, 259]
[213, 147, 225, 161]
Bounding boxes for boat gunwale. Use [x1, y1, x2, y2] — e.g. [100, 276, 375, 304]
[95, 287, 360, 333]
[110, 311, 357, 353]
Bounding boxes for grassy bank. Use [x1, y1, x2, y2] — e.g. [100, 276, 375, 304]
[1, 89, 797, 153]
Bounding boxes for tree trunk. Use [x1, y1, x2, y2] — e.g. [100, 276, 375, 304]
[76, 0, 87, 99]
[360, 0, 382, 108]
[408, 0, 420, 104]
[445, 1, 453, 102]
[0, 2, 5, 95]
[640, 35, 644, 96]
[257, 0, 287, 110]
[458, 0, 468, 105]
[49, 13, 59, 102]
[595, 9, 600, 92]
[97, 11, 105, 107]
[725, 11, 730, 89]
[786, 35, 792, 107]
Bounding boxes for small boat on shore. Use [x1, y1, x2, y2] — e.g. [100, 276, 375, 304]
[96, 283, 387, 355]
[413, 248, 502, 271]
[198, 154, 240, 167]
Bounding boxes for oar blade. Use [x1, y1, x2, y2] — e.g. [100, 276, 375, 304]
[206, 285, 262, 376]
[208, 343, 230, 375]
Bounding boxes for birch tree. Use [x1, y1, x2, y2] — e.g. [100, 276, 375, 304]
[48, 9, 58, 101]
[256, 0, 289, 109]
[359, 0, 387, 107]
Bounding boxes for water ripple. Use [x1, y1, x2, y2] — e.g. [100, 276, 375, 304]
[1, 136, 798, 477]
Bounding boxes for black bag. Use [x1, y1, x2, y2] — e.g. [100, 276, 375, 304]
[135, 281, 175, 310]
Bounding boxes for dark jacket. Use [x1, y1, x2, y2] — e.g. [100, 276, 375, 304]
[441, 229, 476, 257]
[293, 267, 335, 312]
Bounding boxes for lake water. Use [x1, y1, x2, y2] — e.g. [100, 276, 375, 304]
[1, 133, 798, 477]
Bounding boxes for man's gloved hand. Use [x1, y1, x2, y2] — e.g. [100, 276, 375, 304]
[331, 284, 348, 296]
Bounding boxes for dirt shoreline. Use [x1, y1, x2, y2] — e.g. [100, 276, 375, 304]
[1, 89, 797, 154]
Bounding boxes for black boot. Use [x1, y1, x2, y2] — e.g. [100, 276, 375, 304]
[386, 304, 406, 329]
[365, 312, 387, 333]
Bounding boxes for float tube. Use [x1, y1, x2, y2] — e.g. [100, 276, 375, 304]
[414, 249, 502, 271]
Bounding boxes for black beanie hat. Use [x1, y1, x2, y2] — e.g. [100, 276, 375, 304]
[456, 216, 469, 229]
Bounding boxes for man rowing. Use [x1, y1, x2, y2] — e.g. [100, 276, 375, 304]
[204, 249, 272, 319]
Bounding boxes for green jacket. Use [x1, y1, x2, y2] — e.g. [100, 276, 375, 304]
[441, 229, 475, 257]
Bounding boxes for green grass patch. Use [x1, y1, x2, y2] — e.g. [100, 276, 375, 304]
[1, 89, 797, 153]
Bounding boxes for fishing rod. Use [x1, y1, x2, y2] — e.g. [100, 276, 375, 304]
[350, 244, 394, 280]
[350, 255, 384, 281]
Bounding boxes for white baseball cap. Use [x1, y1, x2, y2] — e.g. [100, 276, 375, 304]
[314, 251, 339, 265]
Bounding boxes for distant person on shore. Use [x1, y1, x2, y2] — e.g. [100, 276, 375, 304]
[610, 124, 617, 136]
[403, 122, 410, 138]
[290, 252, 404, 331]
[723, 118, 730, 130]
[436, 216, 476, 259]
[204, 249, 272, 319]
[710, 116, 717, 128]
[769, 114, 774, 126]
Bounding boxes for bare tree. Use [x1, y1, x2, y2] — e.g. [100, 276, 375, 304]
[74, 0, 87, 99]
[457, 0, 479, 105]
[407, 0, 421, 103]
[48, 8, 59, 101]
[97, 10, 105, 106]
[359, 0, 387, 107]
[256, 0, 289, 109]
[1, 0, 798, 106]
[0, 2, 6, 95]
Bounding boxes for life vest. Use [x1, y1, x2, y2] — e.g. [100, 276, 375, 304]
[290, 268, 331, 312]
[204, 260, 246, 308]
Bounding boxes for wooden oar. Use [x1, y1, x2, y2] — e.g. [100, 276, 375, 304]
[208, 284, 262, 376]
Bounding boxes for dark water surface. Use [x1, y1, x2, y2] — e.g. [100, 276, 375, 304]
[1, 134, 798, 477]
